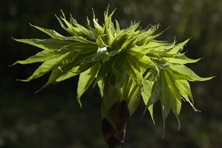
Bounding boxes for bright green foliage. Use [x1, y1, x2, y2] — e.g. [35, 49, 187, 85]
[12, 7, 213, 134]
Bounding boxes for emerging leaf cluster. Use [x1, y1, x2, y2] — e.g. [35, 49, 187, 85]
[12, 8, 212, 133]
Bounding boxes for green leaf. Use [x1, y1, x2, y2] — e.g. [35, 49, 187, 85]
[162, 54, 201, 64]
[66, 36, 93, 43]
[163, 70, 182, 130]
[12, 48, 69, 66]
[159, 72, 171, 136]
[77, 63, 99, 107]
[141, 41, 165, 52]
[114, 58, 127, 88]
[18, 53, 69, 82]
[93, 58, 114, 87]
[145, 42, 175, 57]
[174, 79, 200, 112]
[115, 20, 121, 36]
[12, 7, 213, 136]
[77, 47, 106, 73]
[141, 80, 154, 123]
[92, 51, 118, 87]
[61, 52, 93, 71]
[167, 39, 190, 54]
[146, 69, 182, 134]
[146, 73, 162, 108]
[111, 33, 128, 50]
[120, 77, 141, 116]
[64, 42, 98, 53]
[127, 86, 141, 116]
[169, 64, 213, 81]
[96, 36, 107, 48]
[38, 67, 65, 92]
[56, 66, 79, 82]
[56, 11, 85, 37]
[103, 7, 115, 46]
[124, 54, 143, 85]
[30, 24, 65, 39]
[13, 38, 75, 50]
[70, 15, 95, 40]
[97, 79, 104, 97]
[94, 47, 108, 61]
[91, 9, 104, 36]
[146, 67, 159, 81]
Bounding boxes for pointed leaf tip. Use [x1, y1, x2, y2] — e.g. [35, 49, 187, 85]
[77, 98, 82, 108]
[16, 79, 29, 82]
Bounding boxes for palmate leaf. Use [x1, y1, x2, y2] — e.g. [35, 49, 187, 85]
[174, 79, 199, 111]
[145, 64, 213, 135]
[169, 64, 214, 81]
[18, 53, 70, 82]
[13, 7, 213, 137]
[145, 69, 182, 135]
[162, 69, 182, 130]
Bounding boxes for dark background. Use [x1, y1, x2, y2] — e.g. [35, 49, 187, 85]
[1, 0, 221, 148]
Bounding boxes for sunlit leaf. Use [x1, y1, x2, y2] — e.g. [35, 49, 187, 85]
[13, 7, 213, 137]
[13, 38, 75, 50]
[169, 64, 213, 81]
[77, 63, 99, 107]
[141, 80, 154, 123]
[12, 49, 64, 65]
[163, 70, 182, 130]
[18, 53, 69, 82]
[30, 24, 65, 39]
[167, 39, 190, 54]
[162, 54, 201, 64]
[38, 67, 65, 92]
[56, 66, 79, 82]
[174, 79, 200, 112]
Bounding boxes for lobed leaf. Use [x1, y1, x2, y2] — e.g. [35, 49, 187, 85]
[12, 49, 65, 65]
[93, 54, 116, 87]
[141, 79, 154, 123]
[56, 66, 79, 82]
[30, 24, 65, 39]
[169, 64, 214, 81]
[163, 70, 182, 130]
[167, 39, 190, 54]
[162, 54, 201, 64]
[124, 54, 143, 85]
[13, 7, 213, 135]
[18, 52, 69, 82]
[77, 63, 99, 107]
[13, 38, 75, 51]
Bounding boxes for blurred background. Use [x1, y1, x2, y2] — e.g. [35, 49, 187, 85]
[0, 0, 221, 147]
